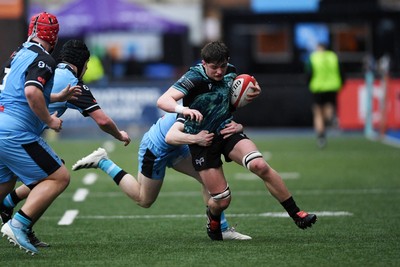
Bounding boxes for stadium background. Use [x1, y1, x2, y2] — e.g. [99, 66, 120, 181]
[0, 0, 399, 138]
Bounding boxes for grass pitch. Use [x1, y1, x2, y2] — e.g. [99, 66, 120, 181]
[1, 132, 399, 266]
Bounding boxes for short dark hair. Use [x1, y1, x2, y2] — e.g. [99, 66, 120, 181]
[58, 40, 90, 77]
[201, 41, 230, 64]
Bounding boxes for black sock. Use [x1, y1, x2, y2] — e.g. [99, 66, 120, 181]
[280, 196, 300, 218]
[206, 207, 221, 221]
[113, 170, 127, 185]
[10, 190, 23, 206]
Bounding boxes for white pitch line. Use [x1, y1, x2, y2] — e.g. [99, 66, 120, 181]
[102, 140, 116, 152]
[73, 188, 89, 202]
[281, 172, 300, 179]
[83, 173, 98, 185]
[76, 211, 352, 220]
[57, 188, 400, 199]
[58, 210, 79, 225]
[235, 172, 300, 180]
[262, 151, 272, 160]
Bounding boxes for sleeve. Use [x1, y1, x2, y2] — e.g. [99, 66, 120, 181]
[176, 114, 185, 124]
[66, 82, 100, 116]
[172, 70, 203, 95]
[25, 54, 56, 91]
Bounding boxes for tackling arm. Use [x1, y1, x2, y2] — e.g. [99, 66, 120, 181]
[89, 109, 131, 146]
[165, 121, 214, 147]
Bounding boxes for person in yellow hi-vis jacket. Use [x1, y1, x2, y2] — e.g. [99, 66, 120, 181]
[83, 54, 105, 85]
[306, 43, 344, 148]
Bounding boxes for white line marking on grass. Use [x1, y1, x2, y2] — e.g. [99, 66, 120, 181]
[103, 141, 116, 152]
[76, 211, 352, 220]
[58, 210, 79, 225]
[262, 151, 272, 160]
[255, 211, 353, 217]
[235, 172, 300, 180]
[83, 173, 98, 185]
[234, 173, 258, 180]
[281, 172, 300, 179]
[58, 188, 400, 199]
[73, 188, 89, 202]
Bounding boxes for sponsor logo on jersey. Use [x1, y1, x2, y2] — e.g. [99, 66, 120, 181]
[37, 76, 46, 85]
[38, 61, 53, 74]
[38, 61, 46, 68]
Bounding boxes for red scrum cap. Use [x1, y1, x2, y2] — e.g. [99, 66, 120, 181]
[28, 12, 59, 47]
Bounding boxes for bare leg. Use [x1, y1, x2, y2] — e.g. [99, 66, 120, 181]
[228, 138, 317, 229]
[14, 185, 31, 201]
[0, 178, 17, 204]
[229, 139, 291, 202]
[199, 167, 230, 216]
[21, 165, 70, 222]
[322, 103, 335, 126]
[313, 104, 325, 137]
[172, 156, 209, 205]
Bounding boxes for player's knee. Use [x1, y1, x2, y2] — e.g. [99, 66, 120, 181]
[61, 175, 71, 189]
[242, 151, 264, 170]
[220, 199, 231, 210]
[137, 199, 155, 209]
[210, 186, 231, 209]
[250, 159, 269, 174]
[138, 203, 151, 208]
[27, 183, 38, 190]
[210, 186, 230, 200]
[57, 166, 71, 189]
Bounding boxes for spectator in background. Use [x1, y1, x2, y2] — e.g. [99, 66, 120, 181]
[306, 43, 343, 148]
[83, 54, 105, 85]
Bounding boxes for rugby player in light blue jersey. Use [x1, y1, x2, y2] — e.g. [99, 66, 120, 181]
[0, 39, 130, 249]
[72, 112, 252, 240]
[0, 12, 72, 255]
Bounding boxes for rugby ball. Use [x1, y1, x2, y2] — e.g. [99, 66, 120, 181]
[230, 74, 257, 108]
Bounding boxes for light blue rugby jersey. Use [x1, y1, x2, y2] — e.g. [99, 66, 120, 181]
[48, 63, 79, 118]
[146, 113, 181, 152]
[0, 42, 56, 137]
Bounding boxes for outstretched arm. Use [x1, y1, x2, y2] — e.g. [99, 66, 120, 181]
[89, 109, 131, 146]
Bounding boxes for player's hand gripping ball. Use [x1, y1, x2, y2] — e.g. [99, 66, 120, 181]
[230, 74, 258, 108]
